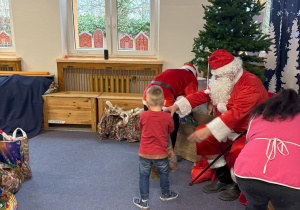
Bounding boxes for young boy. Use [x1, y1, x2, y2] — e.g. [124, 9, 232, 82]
[133, 86, 178, 210]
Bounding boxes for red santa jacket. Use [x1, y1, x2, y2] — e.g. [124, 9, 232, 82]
[180, 70, 268, 139]
[176, 70, 269, 167]
[143, 69, 198, 107]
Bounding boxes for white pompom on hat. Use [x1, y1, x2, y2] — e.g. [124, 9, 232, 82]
[181, 63, 198, 77]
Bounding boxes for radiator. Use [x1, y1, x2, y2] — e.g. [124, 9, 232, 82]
[0, 66, 14, 71]
[62, 67, 156, 93]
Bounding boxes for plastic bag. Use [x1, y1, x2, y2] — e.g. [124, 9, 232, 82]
[191, 156, 213, 184]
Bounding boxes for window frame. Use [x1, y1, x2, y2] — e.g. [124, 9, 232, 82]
[65, 0, 159, 57]
[0, 0, 16, 54]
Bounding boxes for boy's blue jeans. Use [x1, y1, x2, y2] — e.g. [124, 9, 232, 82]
[139, 156, 169, 200]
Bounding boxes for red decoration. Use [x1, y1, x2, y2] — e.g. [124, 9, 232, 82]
[79, 32, 92, 48]
[119, 34, 133, 49]
[0, 31, 10, 45]
[135, 32, 149, 51]
[94, 29, 103, 48]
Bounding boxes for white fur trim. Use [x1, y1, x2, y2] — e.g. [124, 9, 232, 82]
[181, 66, 197, 77]
[211, 57, 243, 76]
[143, 100, 147, 105]
[217, 103, 227, 114]
[206, 117, 231, 142]
[207, 156, 226, 169]
[227, 132, 239, 141]
[174, 97, 192, 118]
[175, 95, 184, 102]
[204, 89, 210, 94]
[231, 168, 237, 183]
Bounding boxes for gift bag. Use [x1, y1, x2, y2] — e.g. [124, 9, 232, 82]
[97, 101, 124, 140]
[0, 140, 22, 178]
[98, 101, 143, 142]
[0, 194, 17, 210]
[12, 128, 32, 180]
[115, 120, 126, 141]
[107, 114, 123, 140]
[97, 108, 110, 140]
[191, 156, 213, 184]
[167, 136, 178, 171]
[150, 136, 178, 179]
[179, 113, 198, 127]
[0, 140, 23, 196]
[0, 168, 22, 195]
[118, 107, 143, 143]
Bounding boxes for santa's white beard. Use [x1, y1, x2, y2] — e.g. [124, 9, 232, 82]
[209, 76, 234, 110]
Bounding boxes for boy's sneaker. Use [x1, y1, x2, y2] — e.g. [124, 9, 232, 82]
[133, 197, 149, 209]
[160, 191, 179, 201]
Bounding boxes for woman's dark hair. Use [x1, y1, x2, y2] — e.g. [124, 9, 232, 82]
[252, 89, 300, 121]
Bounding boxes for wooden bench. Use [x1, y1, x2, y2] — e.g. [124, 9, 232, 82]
[97, 92, 144, 121]
[42, 91, 101, 132]
[42, 91, 143, 132]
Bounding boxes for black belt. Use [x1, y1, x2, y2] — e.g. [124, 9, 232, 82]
[151, 81, 176, 100]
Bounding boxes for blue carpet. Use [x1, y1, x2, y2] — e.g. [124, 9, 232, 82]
[15, 130, 244, 210]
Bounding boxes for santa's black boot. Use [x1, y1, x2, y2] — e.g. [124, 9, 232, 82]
[202, 165, 232, 193]
[218, 182, 241, 201]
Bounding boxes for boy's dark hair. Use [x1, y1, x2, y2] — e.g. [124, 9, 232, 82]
[146, 86, 164, 106]
[252, 89, 300, 121]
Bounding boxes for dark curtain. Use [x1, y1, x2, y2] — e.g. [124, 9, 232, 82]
[264, 0, 300, 94]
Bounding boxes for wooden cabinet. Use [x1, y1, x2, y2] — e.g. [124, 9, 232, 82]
[97, 92, 144, 121]
[42, 91, 101, 132]
[0, 56, 22, 71]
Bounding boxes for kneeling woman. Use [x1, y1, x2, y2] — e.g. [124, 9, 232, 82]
[234, 89, 300, 210]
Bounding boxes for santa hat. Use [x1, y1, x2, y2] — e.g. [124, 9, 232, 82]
[181, 63, 198, 77]
[208, 49, 242, 75]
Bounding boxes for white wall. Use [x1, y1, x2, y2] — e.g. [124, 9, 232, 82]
[159, 0, 206, 70]
[9, 0, 207, 77]
[11, 0, 62, 74]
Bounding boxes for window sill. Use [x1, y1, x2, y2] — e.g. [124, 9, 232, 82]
[56, 57, 163, 65]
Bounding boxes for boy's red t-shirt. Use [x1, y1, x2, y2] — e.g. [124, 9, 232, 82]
[138, 110, 174, 159]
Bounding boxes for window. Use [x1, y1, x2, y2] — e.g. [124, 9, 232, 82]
[253, 0, 271, 35]
[65, 0, 159, 57]
[0, 0, 15, 53]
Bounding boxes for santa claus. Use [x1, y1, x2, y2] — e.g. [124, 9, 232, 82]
[165, 49, 269, 201]
[143, 63, 199, 149]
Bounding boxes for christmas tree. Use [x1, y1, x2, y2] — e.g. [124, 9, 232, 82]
[191, 0, 272, 81]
